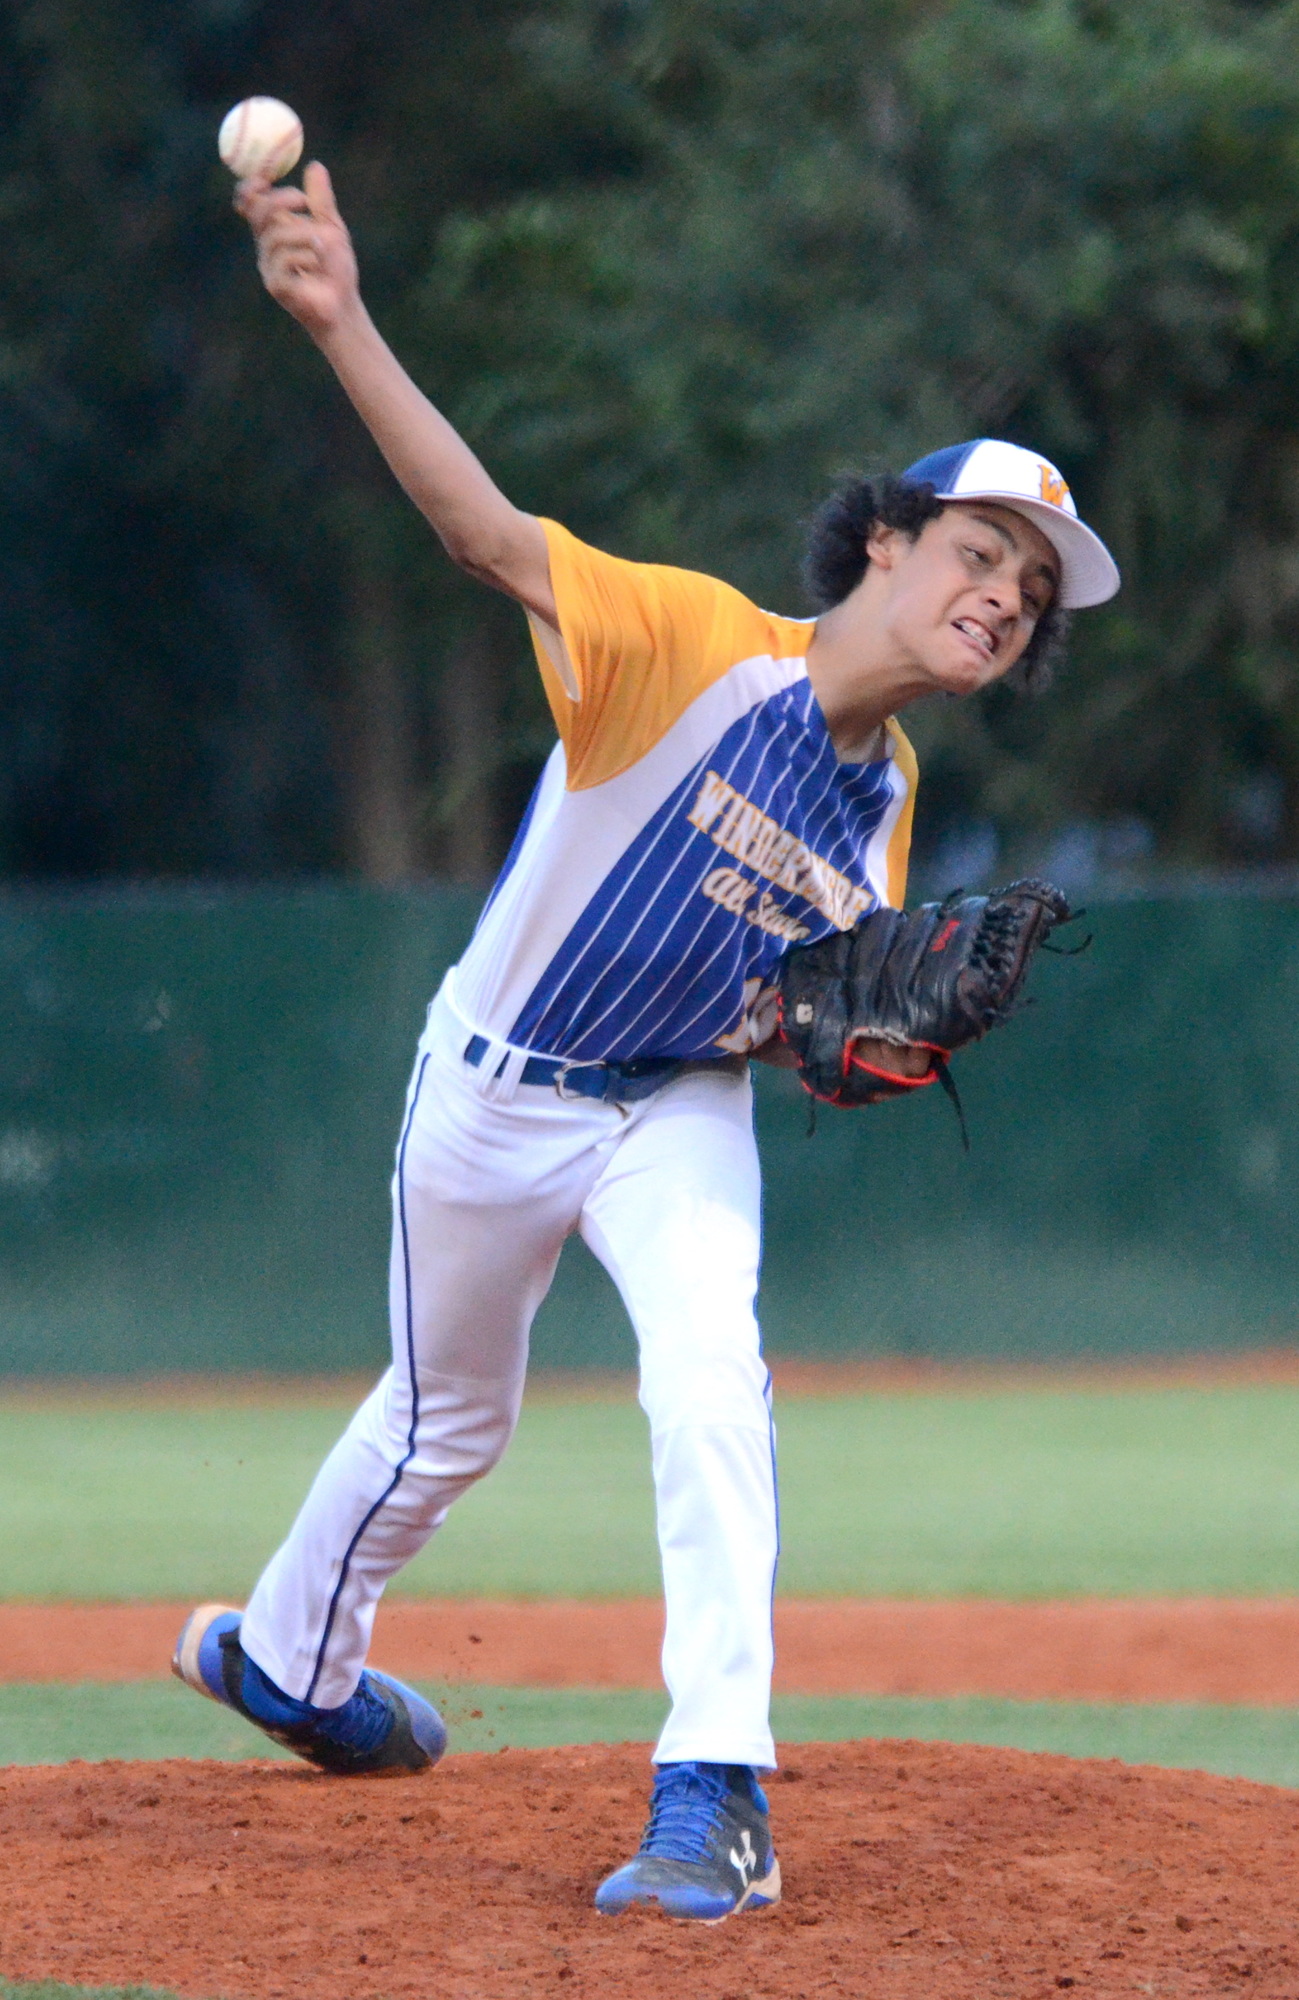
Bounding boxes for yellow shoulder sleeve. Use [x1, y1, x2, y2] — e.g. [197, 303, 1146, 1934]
[530, 519, 806, 791]
[884, 720, 919, 910]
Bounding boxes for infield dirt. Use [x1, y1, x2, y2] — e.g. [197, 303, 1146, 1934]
[2, 1741, 1298, 1999]
[9, 1597, 1299, 1702]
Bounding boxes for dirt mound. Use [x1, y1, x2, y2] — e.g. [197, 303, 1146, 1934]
[2, 1741, 1298, 1998]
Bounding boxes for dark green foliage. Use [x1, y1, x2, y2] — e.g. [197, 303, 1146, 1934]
[451, 0, 1299, 872]
[0, 0, 634, 881]
[5, 0, 1299, 879]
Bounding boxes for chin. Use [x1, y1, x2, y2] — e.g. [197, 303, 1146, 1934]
[933, 654, 1000, 697]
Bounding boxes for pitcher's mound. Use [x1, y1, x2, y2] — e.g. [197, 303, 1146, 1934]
[2, 1739, 1297, 1998]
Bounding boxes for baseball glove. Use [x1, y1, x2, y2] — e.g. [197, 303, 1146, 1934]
[776, 878, 1075, 1133]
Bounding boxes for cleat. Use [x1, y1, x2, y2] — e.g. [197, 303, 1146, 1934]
[171, 1603, 446, 1775]
[595, 1760, 781, 1921]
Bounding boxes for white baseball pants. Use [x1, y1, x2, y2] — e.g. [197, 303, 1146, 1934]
[240, 977, 780, 1768]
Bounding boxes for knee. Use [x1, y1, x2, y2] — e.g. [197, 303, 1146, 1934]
[639, 1331, 770, 1436]
[400, 1372, 522, 1485]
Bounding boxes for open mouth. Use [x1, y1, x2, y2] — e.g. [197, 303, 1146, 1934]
[952, 617, 998, 662]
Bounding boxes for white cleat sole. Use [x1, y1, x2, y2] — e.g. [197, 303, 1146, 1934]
[710, 1858, 782, 1923]
[171, 1602, 242, 1698]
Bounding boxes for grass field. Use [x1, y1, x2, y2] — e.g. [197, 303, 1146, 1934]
[0, 1987, 176, 1999]
[5, 1678, 1299, 1787]
[5, 1375, 1299, 1791]
[4, 1378, 1299, 1600]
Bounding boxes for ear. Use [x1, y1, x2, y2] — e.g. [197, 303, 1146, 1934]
[865, 523, 904, 571]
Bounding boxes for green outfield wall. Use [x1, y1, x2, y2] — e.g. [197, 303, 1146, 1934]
[0, 885, 1293, 1376]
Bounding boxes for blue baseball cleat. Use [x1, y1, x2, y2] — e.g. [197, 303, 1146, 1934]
[172, 1603, 447, 1776]
[595, 1761, 782, 1921]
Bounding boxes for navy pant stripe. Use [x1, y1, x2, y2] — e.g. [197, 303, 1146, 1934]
[304, 1051, 430, 1705]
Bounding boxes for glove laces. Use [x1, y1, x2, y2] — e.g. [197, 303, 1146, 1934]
[639, 1762, 733, 1862]
[969, 900, 1025, 998]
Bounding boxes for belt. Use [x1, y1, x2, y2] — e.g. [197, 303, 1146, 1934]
[463, 1035, 732, 1104]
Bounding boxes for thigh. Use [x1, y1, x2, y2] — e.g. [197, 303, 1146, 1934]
[390, 1040, 623, 1392]
[578, 1066, 768, 1430]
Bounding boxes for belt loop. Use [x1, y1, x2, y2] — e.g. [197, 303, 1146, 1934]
[471, 1036, 529, 1105]
[490, 1047, 529, 1103]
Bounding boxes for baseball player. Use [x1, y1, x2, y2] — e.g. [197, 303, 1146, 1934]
[173, 160, 1120, 1921]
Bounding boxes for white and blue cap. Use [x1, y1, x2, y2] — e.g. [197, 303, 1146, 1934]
[900, 438, 1120, 610]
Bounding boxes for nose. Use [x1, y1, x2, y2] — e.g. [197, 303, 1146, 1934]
[981, 574, 1021, 625]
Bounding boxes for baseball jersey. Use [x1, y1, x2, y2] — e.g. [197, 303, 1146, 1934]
[450, 520, 918, 1063]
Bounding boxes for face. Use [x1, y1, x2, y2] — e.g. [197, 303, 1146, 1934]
[866, 502, 1060, 695]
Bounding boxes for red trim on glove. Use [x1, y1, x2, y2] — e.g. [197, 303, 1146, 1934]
[845, 1036, 948, 1090]
[846, 1053, 940, 1091]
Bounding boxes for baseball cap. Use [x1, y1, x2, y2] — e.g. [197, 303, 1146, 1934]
[899, 438, 1120, 610]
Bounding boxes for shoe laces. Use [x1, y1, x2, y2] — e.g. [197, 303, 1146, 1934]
[316, 1673, 392, 1754]
[243, 1658, 392, 1755]
[639, 1762, 740, 1864]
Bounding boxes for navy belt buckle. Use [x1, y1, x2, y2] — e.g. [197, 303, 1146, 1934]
[464, 1034, 693, 1105]
[553, 1059, 609, 1102]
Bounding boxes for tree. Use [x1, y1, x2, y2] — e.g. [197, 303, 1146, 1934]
[8, 0, 1299, 882]
[0, 0, 645, 879]
[424, 0, 1299, 875]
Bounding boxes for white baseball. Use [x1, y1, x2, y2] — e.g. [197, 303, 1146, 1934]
[218, 97, 304, 182]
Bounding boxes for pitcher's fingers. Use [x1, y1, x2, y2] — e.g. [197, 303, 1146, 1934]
[235, 175, 292, 223]
[236, 179, 311, 225]
[233, 172, 271, 219]
[259, 214, 323, 258]
[264, 237, 323, 272]
[261, 245, 324, 288]
[303, 161, 343, 227]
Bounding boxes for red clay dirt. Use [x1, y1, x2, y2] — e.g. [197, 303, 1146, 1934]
[9, 1597, 1299, 1703]
[3, 1741, 1299, 1999]
[8, 1346, 1299, 1408]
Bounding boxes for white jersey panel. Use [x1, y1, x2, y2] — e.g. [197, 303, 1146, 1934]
[453, 650, 808, 1045]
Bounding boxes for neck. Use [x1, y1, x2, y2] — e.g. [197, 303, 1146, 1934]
[806, 593, 931, 761]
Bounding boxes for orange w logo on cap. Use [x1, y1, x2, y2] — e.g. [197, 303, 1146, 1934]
[1039, 464, 1070, 508]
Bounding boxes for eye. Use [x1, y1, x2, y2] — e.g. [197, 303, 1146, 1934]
[962, 543, 995, 568]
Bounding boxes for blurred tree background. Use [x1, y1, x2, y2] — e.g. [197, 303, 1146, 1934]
[3, 0, 1299, 890]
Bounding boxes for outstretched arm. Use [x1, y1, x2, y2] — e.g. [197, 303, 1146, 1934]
[235, 161, 556, 625]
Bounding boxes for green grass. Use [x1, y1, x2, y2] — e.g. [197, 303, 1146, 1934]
[0, 1987, 179, 1999]
[0, 1984, 177, 2000]
[4, 1679, 1299, 1788]
[0, 1679, 668, 1764]
[3, 1380, 1299, 1599]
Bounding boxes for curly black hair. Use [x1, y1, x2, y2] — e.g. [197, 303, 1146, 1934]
[802, 473, 1069, 694]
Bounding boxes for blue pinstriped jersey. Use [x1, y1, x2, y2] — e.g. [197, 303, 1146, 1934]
[451, 522, 917, 1064]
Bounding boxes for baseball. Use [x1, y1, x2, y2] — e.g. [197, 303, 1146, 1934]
[218, 97, 304, 182]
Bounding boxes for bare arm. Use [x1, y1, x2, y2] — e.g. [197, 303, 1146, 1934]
[235, 162, 557, 625]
